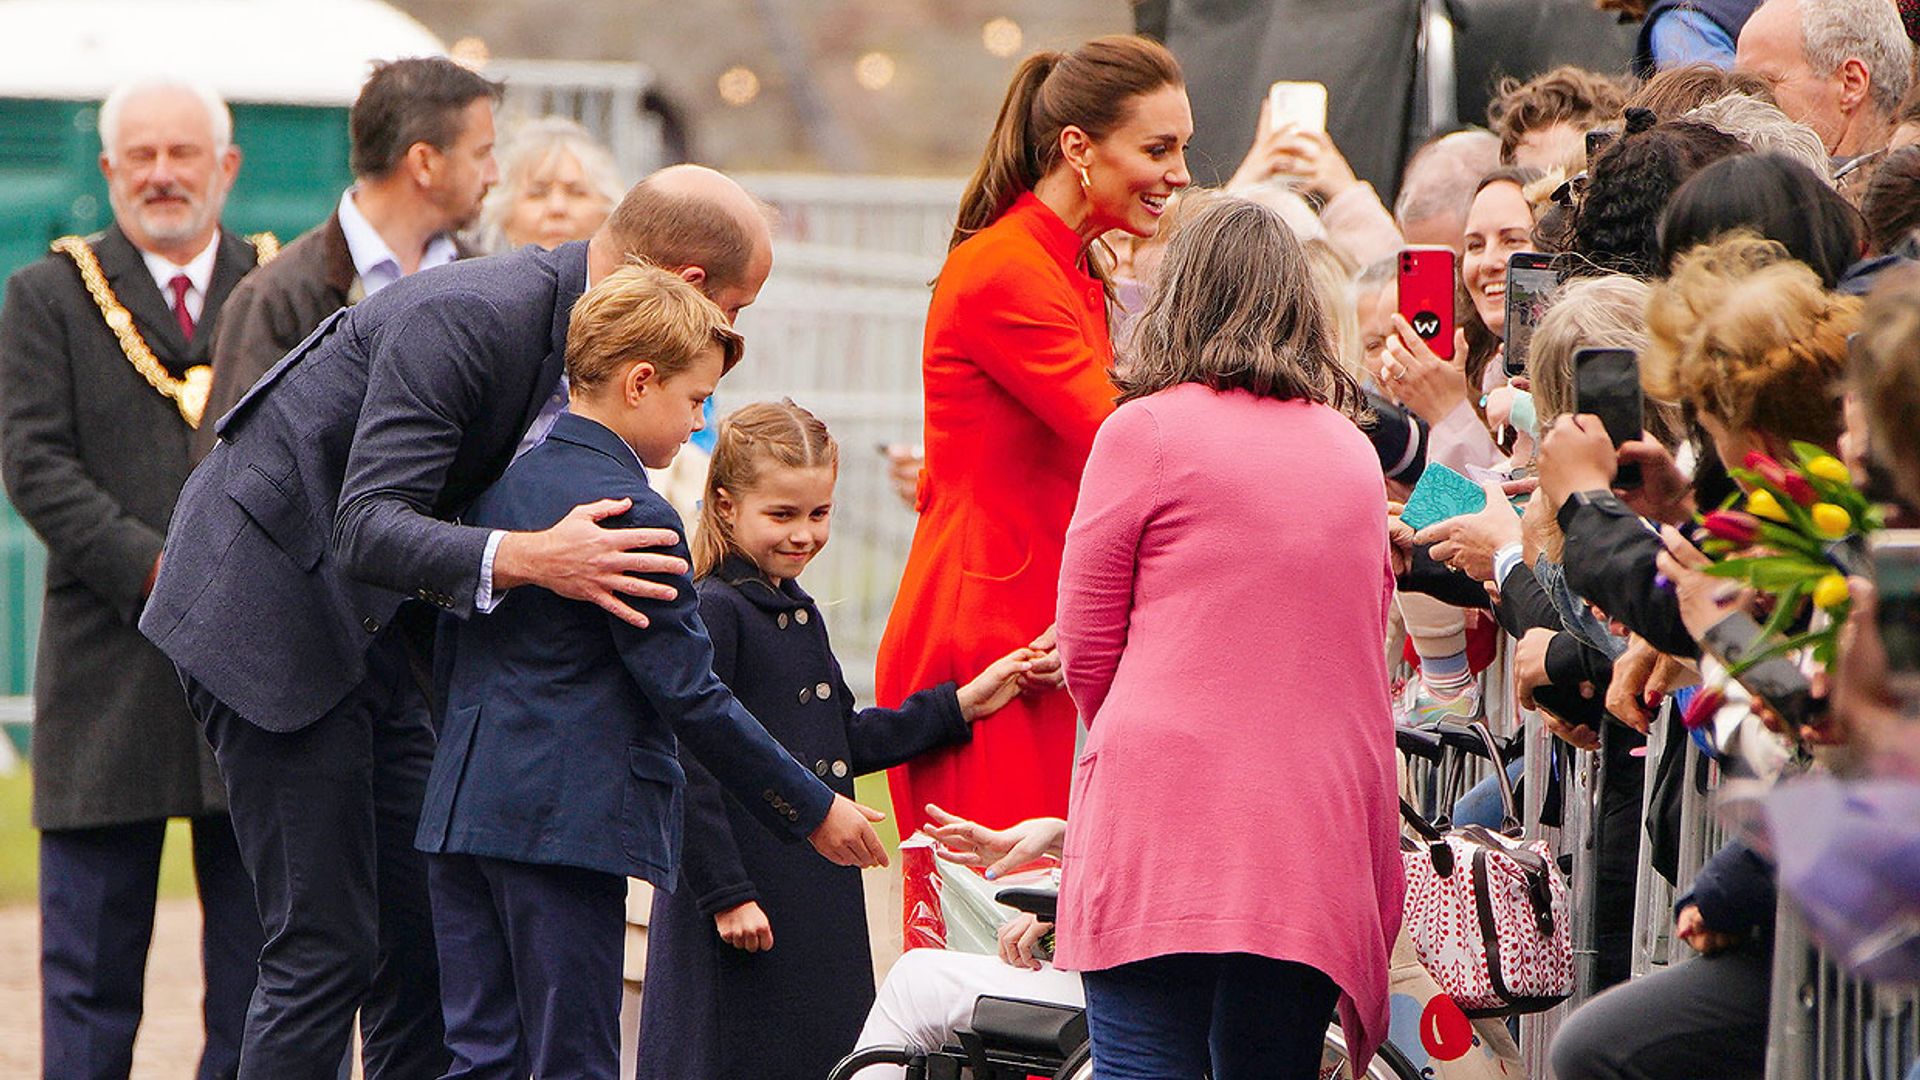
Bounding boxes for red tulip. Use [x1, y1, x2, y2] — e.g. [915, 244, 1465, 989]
[1779, 471, 1818, 507]
[1745, 451, 1791, 491]
[1701, 510, 1761, 544]
[1681, 687, 1725, 731]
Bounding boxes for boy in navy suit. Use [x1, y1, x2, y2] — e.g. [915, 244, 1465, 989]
[414, 263, 888, 1080]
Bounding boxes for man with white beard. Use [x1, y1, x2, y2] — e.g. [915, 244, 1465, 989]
[0, 76, 272, 1080]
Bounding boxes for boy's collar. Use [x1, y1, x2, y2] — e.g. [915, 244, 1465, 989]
[714, 551, 814, 611]
[544, 412, 648, 478]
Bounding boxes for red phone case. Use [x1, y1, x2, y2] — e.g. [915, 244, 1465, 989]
[1398, 246, 1456, 361]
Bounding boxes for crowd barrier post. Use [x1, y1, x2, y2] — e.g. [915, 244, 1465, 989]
[1766, 901, 1920, 1080]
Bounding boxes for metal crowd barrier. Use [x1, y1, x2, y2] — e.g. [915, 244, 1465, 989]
[1768, 902, 1920, 1080]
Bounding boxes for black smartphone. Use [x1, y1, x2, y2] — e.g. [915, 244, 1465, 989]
[1872, 530, 1920, 702]
[1503, 252, 1560, 378]
[1698, 613, 1823, 732]
[1573, 347, 1643, 488]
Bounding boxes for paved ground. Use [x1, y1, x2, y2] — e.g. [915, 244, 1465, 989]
[0, 867, 904, 1075]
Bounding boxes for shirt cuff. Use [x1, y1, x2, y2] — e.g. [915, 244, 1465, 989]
[1492, 543, 1526, 589]
[475, 530, 506, 613]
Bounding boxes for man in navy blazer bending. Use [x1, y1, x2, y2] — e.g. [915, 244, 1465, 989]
[140, 165, 886, 1080]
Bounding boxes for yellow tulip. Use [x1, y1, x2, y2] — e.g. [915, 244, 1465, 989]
[1811, 502, 1852, 538]
[1805, 456, 1852, 485]
[1813, 573, 1851, 611]
[1747, 489, 1789, 522]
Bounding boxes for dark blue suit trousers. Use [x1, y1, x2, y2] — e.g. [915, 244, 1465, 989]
[186, 627, 446, 1080]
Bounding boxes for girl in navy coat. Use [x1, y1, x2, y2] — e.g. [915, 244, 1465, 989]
[637, 401, 1036, 1080]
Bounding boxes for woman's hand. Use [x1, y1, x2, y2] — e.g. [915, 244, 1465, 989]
[1537, 414, 1620, 511]
[1676, 904, 1741, 957]
[1617, 438, 1694, 525]
[1415, 481, 1523, 582]
[1388, 505, 1417, 576]
[1606, 635, 1662, 734]
[958, 647, 1042, 721]
[715, 900, 773, 953]
[1655, 526, 1750, 640]
[922, 804, 1066, 879]
[1020, 624, 1066, 692]
[1382, 316, 1470, 425]
[996, 912, 1054, 971]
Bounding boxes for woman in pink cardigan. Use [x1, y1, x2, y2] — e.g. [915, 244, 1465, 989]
[1052, 196, 1405, 1078]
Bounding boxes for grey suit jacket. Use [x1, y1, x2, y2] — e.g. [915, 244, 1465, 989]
[141, 241, 587, 732]
[0, 225, 259, 828]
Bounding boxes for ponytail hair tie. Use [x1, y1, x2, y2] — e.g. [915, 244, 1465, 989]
[1623, 107, 1658, 136]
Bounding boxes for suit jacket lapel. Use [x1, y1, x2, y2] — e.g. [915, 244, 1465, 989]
[93, 225, 192, 366]
[512, 241, 588, 443]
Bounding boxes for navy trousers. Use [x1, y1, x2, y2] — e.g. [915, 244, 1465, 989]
[186, 630, 446, 1080]
[426, 853, 626, 1080]
[40, 814, 260, 1080]
[1081, 953, 1340, 1080]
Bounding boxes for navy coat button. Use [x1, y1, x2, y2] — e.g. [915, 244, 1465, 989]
[777, 613, 789, 629]
[798, 687, 812, 703]
[787, 809, 799, 821]
[814, 760, 829, 777]
[362, 617, 380, 633]
[816, 682, 832, 700]
[763, 788, 777, 803]
[832, 760, 849, 778]
[795, 609, 810, 625]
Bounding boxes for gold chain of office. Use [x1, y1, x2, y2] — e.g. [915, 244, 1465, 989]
[49, 231, 280, 429]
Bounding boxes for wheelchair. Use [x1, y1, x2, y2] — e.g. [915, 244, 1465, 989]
[827, 887, 1423, 1080]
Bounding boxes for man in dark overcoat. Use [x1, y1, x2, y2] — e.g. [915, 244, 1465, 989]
[193, 57, 498, 460]
[0, 77, 267, 1080]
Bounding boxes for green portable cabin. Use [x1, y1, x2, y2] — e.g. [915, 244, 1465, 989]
[0, 0, 445, 741]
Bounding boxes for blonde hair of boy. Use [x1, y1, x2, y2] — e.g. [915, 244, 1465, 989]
[692, 400, 839, 580]
[1644, 232, 1858, 449]
[565, 260, 743, 392]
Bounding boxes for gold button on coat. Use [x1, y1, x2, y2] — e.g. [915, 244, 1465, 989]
[816, 682, 833, 700]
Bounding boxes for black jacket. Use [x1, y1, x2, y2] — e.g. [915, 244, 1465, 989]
[1558, 491, 1701, 659]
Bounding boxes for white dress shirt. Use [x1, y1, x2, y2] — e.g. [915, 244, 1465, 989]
[138, 233, 220, 326]
[335, 187, 459, 297]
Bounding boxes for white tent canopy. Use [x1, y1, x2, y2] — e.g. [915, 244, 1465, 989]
[0, 0, 446, 106]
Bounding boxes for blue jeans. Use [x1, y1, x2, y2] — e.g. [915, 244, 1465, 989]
[1080, 952, 1339, 1079]
[1451, 758, 1528, 828]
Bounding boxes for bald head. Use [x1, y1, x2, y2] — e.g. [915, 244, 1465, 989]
[594, 164, 774, 321]
[1393, 130, 1502, 250]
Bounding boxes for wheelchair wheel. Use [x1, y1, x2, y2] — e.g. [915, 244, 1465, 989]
[1047, 1028, 1420, 1080]
[1321, 1023, 1424, 1080]
[825, 1046, 917, 1080]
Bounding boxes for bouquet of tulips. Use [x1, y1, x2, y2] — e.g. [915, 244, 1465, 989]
[1681, 445, 1881, 731]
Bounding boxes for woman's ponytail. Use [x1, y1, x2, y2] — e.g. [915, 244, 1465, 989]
[951, 52, 1060, 252]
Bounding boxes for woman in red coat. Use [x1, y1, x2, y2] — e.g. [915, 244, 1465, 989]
[877, 36, 1192, 835]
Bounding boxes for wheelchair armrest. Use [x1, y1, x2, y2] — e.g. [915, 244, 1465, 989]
[994, 885, 1058, 922]
[1395, 724, 1445, 761]
[968, 996, 1089, 1059]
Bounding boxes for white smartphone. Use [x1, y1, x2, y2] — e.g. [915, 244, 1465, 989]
[1267, 80, 1328, 133]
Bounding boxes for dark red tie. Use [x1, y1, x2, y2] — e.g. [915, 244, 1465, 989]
[167, 273, 195, 341]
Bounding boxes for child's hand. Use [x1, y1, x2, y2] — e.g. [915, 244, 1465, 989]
[808, 794, 889, 869]
[715, 900, 773, 952]
[958, 647, 1041, 721]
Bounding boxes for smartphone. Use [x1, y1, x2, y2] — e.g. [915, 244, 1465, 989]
[1503, 252, 1560, 378]
[1267, 80, 1328, 133]
[1698, 612, 1823, 732]
[1398, 246, 1456, 361]
[1573, 347, 1643, 488]
[1872, 530, 1920, 702]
